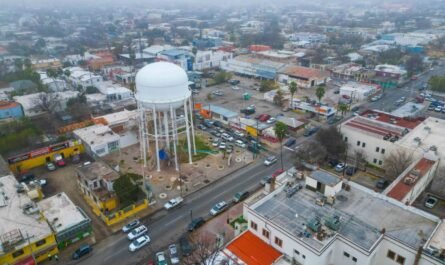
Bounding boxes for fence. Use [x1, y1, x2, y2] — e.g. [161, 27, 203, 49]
[100, 199, 149, 226]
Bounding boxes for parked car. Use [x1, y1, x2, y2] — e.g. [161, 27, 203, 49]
[284, 138, 296, 147]
[164, 197, 184, 210]
[233, 191, 250, 203]
[72, 244, 92, 260]
[260, 175, 272, 186]
[219, 142, 227, 150]
[31, 179, 47, 187]
[212, 138, 220, 147]
[350, 106, 360, 112]
[210, 201, 228, 216]
[235, 140, 247, 148]
[204, 119, 215, 127]
[304, 127, 320, 137]
[241, 107, 255, 115]
[188, 217, 205, 231]
[425, 196, 438, 209]
[20, 173, 36, 184]
[234, 131, 244, 138]
[342, 94, 351, 99]
[272, 169, 285, 177]
[127, 225, 148, 240]
[197, 124, 207, 130]
[54, 154, 66, 167]
[122, 220, 141, 233]
[168, 244, 180, 264]
[212, 90, 224, 96]
[129, 235, 151, 252]
[156, 251, 167, 265]
[266, 117, 276, 124]
[264, 156, 277, 166]
[335, 163, 346, 172]
[229, 79, 240, 85]
[345, 166, 358, 176]
[376, 179, 389, 189]
[226, 144, 234, 154]
[221, 133, 234, 142]
[180, 236, 193, 256]
[259, 114, 271, 122]
[46, 162, 56, 171]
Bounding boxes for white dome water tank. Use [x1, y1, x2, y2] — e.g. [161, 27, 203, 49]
[135, 62, 191, 111]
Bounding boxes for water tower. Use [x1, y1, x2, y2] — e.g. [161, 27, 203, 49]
[135, 62, 196, 172]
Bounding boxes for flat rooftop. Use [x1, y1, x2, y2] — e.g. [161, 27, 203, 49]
[391, 102, 426, 118]
[74, 124, 120, 146]
[0, 175, 53, 255]
[38, 192, 90, 234]
[387, 158, 436, 201]
[76, 161, 119, 181]
[309, 170, 341, 186]
[251, 181, 438, 253]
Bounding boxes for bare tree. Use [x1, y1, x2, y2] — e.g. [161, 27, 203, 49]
[383, 149, 414, 180]
[182, 232, 228, 265]
[353, 150, 367, 170]
[295, 140, 327, 169]
[32, 92, 60, 113]
[315, 127, 347, 159]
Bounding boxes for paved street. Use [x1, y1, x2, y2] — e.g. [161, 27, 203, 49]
[71, 146, 296, 265]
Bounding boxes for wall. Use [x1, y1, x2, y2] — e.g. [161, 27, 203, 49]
[101, 199, 149, 226]
[325, 182, 342, 197]
[0, 105, 23, 120]
[8, 141, 84, 174]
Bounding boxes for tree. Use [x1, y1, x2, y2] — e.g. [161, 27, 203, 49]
[338, 103, 349, 117]
[182, 233, 227, 265]
[429, 76, 445, 93]
[213, 71, 232, 84]
[405, 54, 424, 77]
[295, 140, 327, 169]
[383, 149, 414, 180]
[32, 92, 60, 113]
[46, 68, 60, 91]
[289, 81, 297, 109]
[113, 174, 142, 207]
[259, 80, 279, 92]
[353, 150, 367, 170]
[273, 89, 284, 107]
[315, 85, 326, 103]
[274, 121, 288, 170]
[315, 127, 347, 160]
[85, 86, 98, 94]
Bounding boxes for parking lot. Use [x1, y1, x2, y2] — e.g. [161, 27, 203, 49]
[413, 192, 445, 218]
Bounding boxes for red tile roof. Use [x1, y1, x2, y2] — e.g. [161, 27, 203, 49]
[387, 158, 436, 201]
[282, 65, 329, 79]
[225, 231, 282, 265]
[0, 101, 19, 110]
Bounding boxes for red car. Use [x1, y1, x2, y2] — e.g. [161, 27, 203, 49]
[272, 169, 285, 177]
[259, 114, 271, 122]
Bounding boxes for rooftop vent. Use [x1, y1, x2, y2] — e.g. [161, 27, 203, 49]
[430, 145, 437, 152]
[424, 126, 431, 133]
[325, 215, 341, 231]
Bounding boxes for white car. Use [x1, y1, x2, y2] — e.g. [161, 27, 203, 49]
[156, 251, 167, 265]
[235, 140, 246, 148]
[335, 163, 346, 172]
[122, 220, 141, 233]
[210, 201, 228, 216]
[264, 156, 277, 166]
[234, 131, 244, 138]
[129, 235, 150, 252]
[164, 197, 184, 210]
[212, 138, 220, 147]
[127, 225, 148, 240]
[221, 133, 234, 142]
[266, 117, 276, 124]
[169, 244, 180, 264]
[219, 142, 227, 149]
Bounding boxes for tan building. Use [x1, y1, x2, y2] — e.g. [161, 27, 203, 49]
[278, 65, 330, 88]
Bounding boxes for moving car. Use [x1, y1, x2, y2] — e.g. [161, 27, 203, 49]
[335, 163, 346, 172]
[156, 252, 167, 265]
[188, 217, 205, 231]
[46, 162, 56, 171]
[425, 196, 438, 209]
[72, 244, 92, 260]
[169, 244, 180, 264]
[122, 220, 141, 233]
[164, 197, 184, 210]
[127, 225, 148, 240]
[233, 191, 250, 203]
[129, 235, 150, 252]
[210, 201, 228, 216]
[264, 156, 277, 166]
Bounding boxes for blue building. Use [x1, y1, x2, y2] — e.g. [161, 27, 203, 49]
[0, 101, 23, 120]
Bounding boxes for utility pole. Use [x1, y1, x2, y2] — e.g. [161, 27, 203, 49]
[190, 210, 193, 222]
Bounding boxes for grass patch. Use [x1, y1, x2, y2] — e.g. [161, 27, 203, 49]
[366, 163, 385, 172]
[177, 135, 210, 163]
[230, 215, 247, 229]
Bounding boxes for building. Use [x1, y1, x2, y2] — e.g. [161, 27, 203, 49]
[102, 65, 134, 85]
[13, 91, 79, 117]
[239, 170, 443, 265]
[374, 64, 407, 80]
[31, 58, 62, 70]
[157, 49, 193, 71]
[76, 161, 119, 213]
[38, 71, 67, 92]
[292, 100, 336, 120]
[220, 55, 287, 80]
[278, 65, 330, 88]
[339, 82, 381, 101]
[0, 101, 23, 120]
[197, 104, 239, 125]
[330, 63, 373, 82]
[87, 51, 114, 70]
[193, 50, 233, 71]
[0, 175, 58, 265]
[93, 109, 139, 148]
[65, 67, 103, 90]
[339, 110, 424, 166]
[73, 124, 120, 157]
[38, 192, 92, 249]
[96, 81, 134, 101]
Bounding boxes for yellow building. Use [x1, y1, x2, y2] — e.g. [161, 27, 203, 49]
[31, 59, 62, 71]
[76, 161, 119, 214]
[7, 140, 84, 174]
[0, 175, 58, 265]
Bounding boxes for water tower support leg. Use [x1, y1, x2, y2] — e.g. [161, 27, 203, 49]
[152, 106, 161, 172]
[170, 105, 179, 171]
[188, 98, 197, 155]
[184, 100, 193, 164]
[164, 111, 170, 149]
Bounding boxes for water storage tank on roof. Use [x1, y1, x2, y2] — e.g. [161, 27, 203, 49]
[135, 62, 191, 110]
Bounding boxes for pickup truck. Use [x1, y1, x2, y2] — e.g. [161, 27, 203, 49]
[163, 197, 184, 210]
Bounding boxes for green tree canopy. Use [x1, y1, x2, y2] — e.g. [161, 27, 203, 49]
[113, 174, 142, 207]
[315, 85, 326, 103]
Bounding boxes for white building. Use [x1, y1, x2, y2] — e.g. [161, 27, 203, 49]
[13, 91, 79, 117]
[73, 124, 120, 157]
[339, 82, 380, 101]
[220, 55, 287, 79]
[65, 67, 103, 90]
[236, 170, 444, 265]
[38, 71, 68, 92]
[96, 81, 133, 101]
[193, 50, 233, 71]
[339, 110, 424, 166]
[63, 52, 100, 65]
